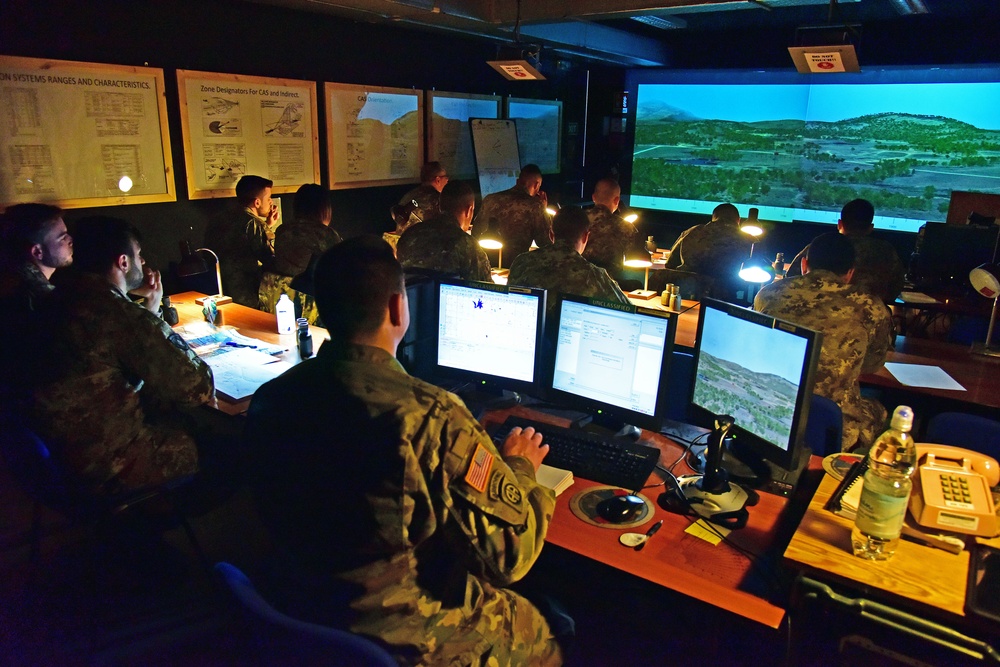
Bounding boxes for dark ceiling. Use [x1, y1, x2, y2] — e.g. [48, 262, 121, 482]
[244, 0, 1000, 67]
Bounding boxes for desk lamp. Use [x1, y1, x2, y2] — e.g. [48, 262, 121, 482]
[624, 247, 657, 299]
[478, 232, 504, 270]
[740, 207, 764, 238]
[970, 262, 1000, 357]
[176, 244, 232, 305]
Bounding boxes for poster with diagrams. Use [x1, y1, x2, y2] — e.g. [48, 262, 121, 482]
[0, 55, 175, 209]
[428, 92, 501, 179]
[506, 97, 562, 174]
[324, 83, 422, 189]
[176, 69, 319, 199]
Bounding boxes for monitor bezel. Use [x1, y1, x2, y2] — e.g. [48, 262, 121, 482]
[688, 298, 820, 471]
[544, 294, 677, 433]
[432, 277, 547, 395]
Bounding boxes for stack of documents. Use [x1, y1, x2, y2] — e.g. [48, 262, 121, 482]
[536, 464, 574, 496]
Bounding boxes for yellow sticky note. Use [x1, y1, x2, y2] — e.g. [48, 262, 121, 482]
[685, 519, 731, 544]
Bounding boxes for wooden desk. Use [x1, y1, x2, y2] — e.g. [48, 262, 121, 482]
[481, 405, 817, 629]
[859, 336, 1000, 412]
[628, 296, 700, 349]
[170, 291, 329, 415]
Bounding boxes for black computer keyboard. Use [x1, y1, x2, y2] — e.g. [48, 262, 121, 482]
[487, 416, 661, 492]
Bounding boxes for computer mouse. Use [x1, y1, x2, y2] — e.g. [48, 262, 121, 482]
[596, 494, 645, 523]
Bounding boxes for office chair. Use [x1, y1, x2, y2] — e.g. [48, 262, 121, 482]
[925, 412, 1000, 461]
[805, 395, 844, 458]
[0, 419, 207, 567]
[214, 562, 397, 667]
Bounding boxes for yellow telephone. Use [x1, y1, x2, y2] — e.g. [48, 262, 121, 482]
[909, 443, 1000, 537]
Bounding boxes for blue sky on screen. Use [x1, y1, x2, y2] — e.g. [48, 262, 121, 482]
[638, 81, 1000, 130]
[431, 96, 499, 121]
[508, 102, 558, 119]
[356, 93, 417, 124]
[700, 309, 808, 385]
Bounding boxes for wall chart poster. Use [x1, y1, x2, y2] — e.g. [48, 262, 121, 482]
[506, 97, 562, 175]
[176, 69, 319, 199]
[0, 55, 175, 209]
[324, 83, 423, 189]
[428, 92, 501, 180]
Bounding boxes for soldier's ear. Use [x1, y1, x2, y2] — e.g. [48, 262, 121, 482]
[29, 243, 45, 263]
[388, 292, 405, 328]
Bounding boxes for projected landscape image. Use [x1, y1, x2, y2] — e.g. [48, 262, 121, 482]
[693, 352, 797, 448]
[631, 79, 1000, 231]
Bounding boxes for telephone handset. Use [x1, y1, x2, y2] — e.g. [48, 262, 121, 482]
[909, 443, 999, 537]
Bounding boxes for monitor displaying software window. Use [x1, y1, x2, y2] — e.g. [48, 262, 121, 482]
[434, 279, 546, 393]
[549, 296, 676, 432]
[690, 299, 819, 471]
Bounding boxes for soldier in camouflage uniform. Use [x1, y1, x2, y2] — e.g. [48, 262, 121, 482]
[259, 183, 342, 323]
[397, 180, 492, 281]
[754, 232, 893, 452]
[397, 161, 447, 226]
[0, 203, 73, 310]
[246, 237, 565, 666]
[784, 199, 906, 304]
[665, 203, 751, 300]
[32, 217, 214, 495]
[582, 178, 637, 283]
[476, 164, 553, 261]
[204, 175, 280, 309]
[508, 206, 631, 317]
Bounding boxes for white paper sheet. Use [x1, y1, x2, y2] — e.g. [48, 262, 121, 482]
[884, 362, 966, 391]
[200, 347, 293, 400]
[898, 291, 939, 304]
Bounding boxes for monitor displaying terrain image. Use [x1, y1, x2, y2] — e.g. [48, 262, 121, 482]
[627, 66, 1000, 233]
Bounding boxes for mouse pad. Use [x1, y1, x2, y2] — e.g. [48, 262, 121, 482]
[569, 486, 655, 529]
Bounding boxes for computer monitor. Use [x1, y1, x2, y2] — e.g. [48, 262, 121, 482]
[433, 278, 546, 394]
[547, 295, 677, 433]
[910, 222, 1000, 291]
[689, 299, 820, 474]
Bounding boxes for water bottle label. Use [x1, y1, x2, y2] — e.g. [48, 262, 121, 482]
[855, 491, 908, 538]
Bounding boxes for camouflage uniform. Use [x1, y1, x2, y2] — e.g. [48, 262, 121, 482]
[31, 272, 214, 494]
[398, 184, 442, 226]
[0, 263, 56, 412]
[396, 214, 492, 282]
[259, 220, 342, 322]
[382, 232, 401, 256]
[664, 220, 751, 299]
[754, 270, 893, 451]
[582, 204, 637, 282]
[0, 262, 54, 310]
[785, 234, 906, 304]
[204, 207, 279, 309]
[246, 344, 562, 666]
[477, 184, 553, 261]
[508, 240, 631, 317]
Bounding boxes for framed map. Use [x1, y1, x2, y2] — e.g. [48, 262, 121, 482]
[428, 92, 501, 179]
[324, 83, 423, 189]
[176, 69, 319, 199]
[0, 55, 175, 209]
[506, 97, 562, 174]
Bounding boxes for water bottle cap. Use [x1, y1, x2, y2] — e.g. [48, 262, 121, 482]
[890, 405, 914, 431]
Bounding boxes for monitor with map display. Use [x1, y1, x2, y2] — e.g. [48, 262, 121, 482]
[689, 299, 820, 473]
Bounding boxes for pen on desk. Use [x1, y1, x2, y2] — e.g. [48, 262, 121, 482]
[635, 520, 664, 551]
[224, 341, 257, 349]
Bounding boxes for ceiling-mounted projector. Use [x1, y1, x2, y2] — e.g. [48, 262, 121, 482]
[788, 25, 861, 73]
[487, 44, 545, 80]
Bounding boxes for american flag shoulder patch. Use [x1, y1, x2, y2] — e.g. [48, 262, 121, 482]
[463, 442, 494, 493]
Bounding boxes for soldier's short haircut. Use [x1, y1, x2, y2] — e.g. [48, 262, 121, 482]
[711, 203, 740, 226]
[293, 183, 332, 224]
[71, 216, 141, 275]
[235, 175, 273, 208]
[552, 206, 591, 244]
[806, 232, 855, 276]
[420, 161, 445, 183]
[314, 236, 404, 341]
[1, 203, 64, 257]
[519, 164, 542, 179]
[839, 198, 875, 234]
[592, 178, 621, 204]
[439, 181, 475, 217]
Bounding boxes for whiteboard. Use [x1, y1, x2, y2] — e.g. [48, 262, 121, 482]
[470, 118, 520, 197]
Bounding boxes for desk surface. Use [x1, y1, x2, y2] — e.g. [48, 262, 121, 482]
[859, 336, 1000, 411]
[627, 296, 700, 349]
[170, 291, 329, 415]
[482, 405, 815, 629]
[784, 473, 969, 619]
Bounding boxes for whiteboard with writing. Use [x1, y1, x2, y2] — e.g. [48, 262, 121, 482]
[0, 55, 175, 208]
[470, 118, 520, 197]
[428, 92, 501, 179]
[177, 69, 319, 199]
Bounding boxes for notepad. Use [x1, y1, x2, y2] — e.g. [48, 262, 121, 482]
[535, 464, 574, 496]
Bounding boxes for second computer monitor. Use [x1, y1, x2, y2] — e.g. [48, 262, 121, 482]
[434, 278, 546, 394]
[548, 295, 677, 433]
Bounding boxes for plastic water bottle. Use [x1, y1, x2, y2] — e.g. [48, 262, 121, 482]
[851, 406, 917, 560]
[276, 294, 295, 334]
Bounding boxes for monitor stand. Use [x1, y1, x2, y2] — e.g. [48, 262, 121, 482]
[686, 436, 810, 497]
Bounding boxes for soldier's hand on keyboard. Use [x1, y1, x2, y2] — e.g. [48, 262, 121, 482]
[500, 426, 550, 472]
